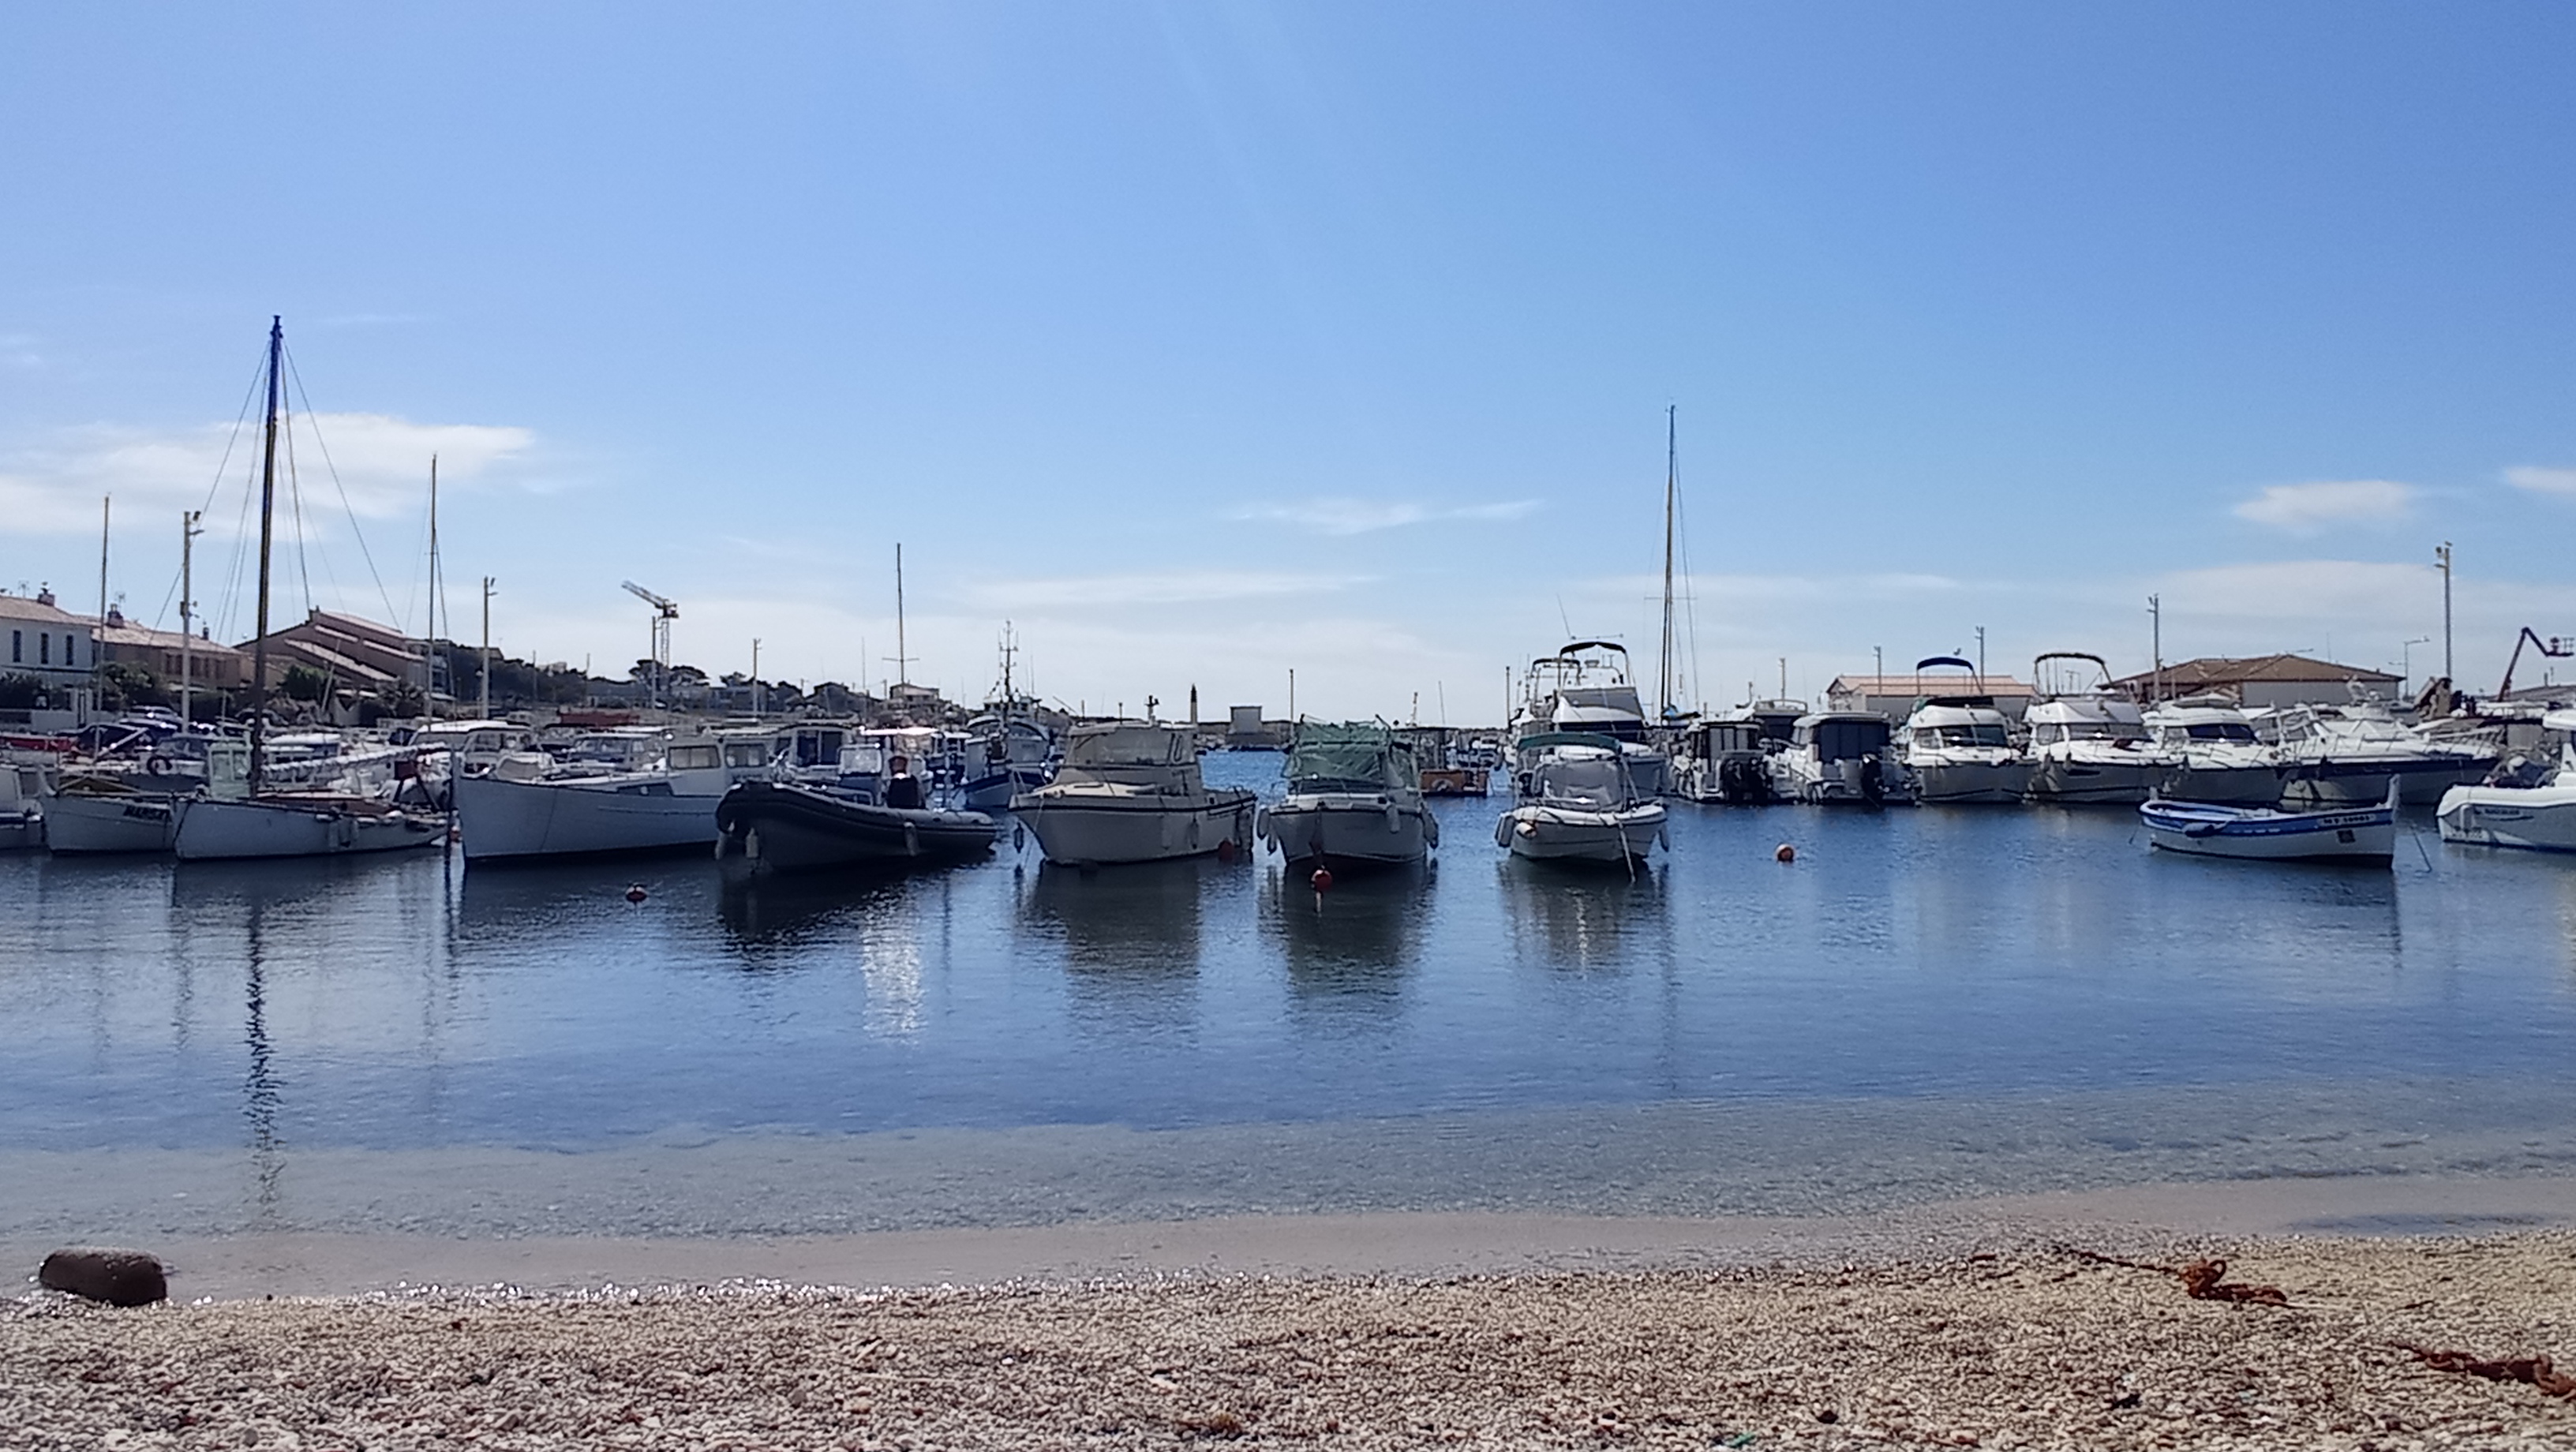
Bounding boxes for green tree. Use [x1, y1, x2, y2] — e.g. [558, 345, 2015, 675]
[279, 664, 329, 703]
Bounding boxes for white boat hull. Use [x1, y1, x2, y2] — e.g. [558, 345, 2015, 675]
[455, 772, 721, 862]
[2283, 757, 2490, 806]
[2025, 754, 2161, 804]
[43, 792, 182, 854]
[173, 798, 448, 861]
[959, 763, 1051, 813]
[2159, 761, 2286, 806]
[1259, 796, 1434, 870]
[1497, 803, 1666, 863]
[1013, 788, 1257, 866]
[1910, 759, 2031, 804]
[2436, 784, 2576, 853]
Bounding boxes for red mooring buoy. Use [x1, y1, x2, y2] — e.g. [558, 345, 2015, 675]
[1310, 867, 1334, 892]
[1215, 839, 1238, 863]
[625, 883, 650, 904]
[1774, 844, 1796, 863]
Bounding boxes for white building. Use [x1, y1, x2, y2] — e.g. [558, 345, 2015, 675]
[0, 587, 96, 685]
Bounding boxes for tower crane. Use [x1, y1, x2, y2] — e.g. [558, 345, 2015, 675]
[622, 580, 679, 710]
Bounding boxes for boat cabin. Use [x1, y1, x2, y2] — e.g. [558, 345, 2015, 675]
[1793, 713, 1893, 763]
[1529, 747, 1635, 808]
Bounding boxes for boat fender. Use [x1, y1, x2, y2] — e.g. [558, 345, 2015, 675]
[1187, 818, 1200, 849]
[1515, 818, 1537, 836]
[1310, 867, 1333, 892]
[1494, 816, 1513, 848]
[1424, 814, 1440, 848]
[1657, 821, 1668, 849]
[1254, 807, 1269, 840]
[1383, 802, 1400, 833]
[145, 756, 172, 777]
[1013, 823, 1026, 853]
[904, 821, 921, 858]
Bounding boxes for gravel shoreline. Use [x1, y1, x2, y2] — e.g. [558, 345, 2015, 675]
[9, 1233, 2574, 1450]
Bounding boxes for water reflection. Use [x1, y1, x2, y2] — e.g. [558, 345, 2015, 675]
[1019, 859, 1211, 975]
[241, 900, 283, 1219]
[1260, 863, 1426, 997]
[1496, 859, 1668, 971]
[717, 871, 907, 949]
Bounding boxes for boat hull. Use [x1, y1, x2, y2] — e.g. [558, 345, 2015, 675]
[1011, 787, 1257, 866]
[1497, 803, 1666, 863]
[2436, 784, 2576, 852]
[2025, 754, 2160, 805]
[43, 792, 182, 854]
[2140, 799, 2394, 862]
[1910, 758, 2031, 805]
[456, 772, 721, 862]
[1259, 796, 1435, 871]
[714, 780, 997, 875]
[2159, 761, 2287, 806]
[2282, 756, 2490, 806]
[172, 798, 449, 861]
[958, 763, 1051, 813]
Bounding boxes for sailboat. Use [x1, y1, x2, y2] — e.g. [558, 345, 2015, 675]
[170, 318, 450, 862]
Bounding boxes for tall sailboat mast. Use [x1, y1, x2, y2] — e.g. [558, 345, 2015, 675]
[427, 454, 440, 702]
[246, 316, 283, 796]
[1657, 405, 1677, 721]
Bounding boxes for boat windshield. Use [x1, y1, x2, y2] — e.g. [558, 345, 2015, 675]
[1534, 758, 1628, 807]
[1925, 724, 2010, 748]
[2061, 721, 2144, 743]
[2183, 722, 2256, 743]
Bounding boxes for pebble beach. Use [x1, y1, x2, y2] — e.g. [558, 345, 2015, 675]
[9, 1229, 2575, 1450]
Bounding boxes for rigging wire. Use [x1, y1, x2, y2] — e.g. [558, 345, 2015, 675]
[279, 387, 317, 619]
[283, 342, 405, 632]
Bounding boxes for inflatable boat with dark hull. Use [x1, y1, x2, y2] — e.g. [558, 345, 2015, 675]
[713, 780, 998, 876]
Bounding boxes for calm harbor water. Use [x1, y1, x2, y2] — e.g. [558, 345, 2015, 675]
[6, 752, 2576, 1237]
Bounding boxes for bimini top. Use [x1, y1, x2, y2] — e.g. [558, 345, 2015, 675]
[1061, 721, 1193, 769]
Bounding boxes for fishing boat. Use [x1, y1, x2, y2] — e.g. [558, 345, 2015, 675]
[169, 319, 449, 863]
[2436, 708, 2576, 852]
[958, 630, 1056, 810]
[1507, 642, 1670, 798]
[454, 728, 777, 862]
[1496, 734, 1667, 864]
[1256, 720, 1438, 873]
[712, 778, 998, 876]
[1011, 720, 1256, 866]
[2140, 782, 2397, 863]
[1895, 657, 2029, 805]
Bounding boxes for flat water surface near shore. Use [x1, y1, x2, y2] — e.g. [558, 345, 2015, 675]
[7, 754, 2576, 1238]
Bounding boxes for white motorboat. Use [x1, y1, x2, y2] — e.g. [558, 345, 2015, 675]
[2141, 695, 2289, 806]
[2023, 652, 2173, 804]
[1672, 713, 1779, 804]
[2140, 784, 2397, 863]
[2272, 696, 2496, 806]
[1012, 720, 1256, 866]
[1895, 657, 2028, 804]
[166, 319, 451, 863]
[1257, 720, 1438, 872]
[1507, 641, 1669, 798]
[455, 728, 778, 862]
[959, 714, 1054, 811]
[2436, 708, 2576, 852]
[1496, 737, 1667, 864]
[1773, 711, 1911, 805]
[0, 749, 54, 850]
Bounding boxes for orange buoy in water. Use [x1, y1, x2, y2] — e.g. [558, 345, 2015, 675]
[1310, 867, 1334, 892]
[625, 883, 649, 904]
[1774, 844, 1795, 863]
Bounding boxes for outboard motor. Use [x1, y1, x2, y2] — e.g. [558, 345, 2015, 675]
[1719, 756, 1770, 805]
[1858, 752, 1885, 806]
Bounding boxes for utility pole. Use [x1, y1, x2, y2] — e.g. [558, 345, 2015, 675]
[480, 576, 496, 720]
[1975, 625, 1986, 680]
[1874, 645, 1883, 691]
[2435, 541, 2454, 683]
[1287, 667, 1296, 723]
[178, 511, 202, 726]
[751, 638, 762, 716]
[97, 493, 110, 631]
[2148, 595, 2162, 703]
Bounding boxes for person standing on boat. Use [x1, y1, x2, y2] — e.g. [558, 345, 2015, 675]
[883, 754, 926, 810]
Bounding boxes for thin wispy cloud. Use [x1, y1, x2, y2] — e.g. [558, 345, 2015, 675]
[965, 570, 1365, 610]
[2232, 479, 2416, 532]
[0, 414, 537, 536]
[2506, 465, 2576, 498]
[1233, 496, 1541, 536]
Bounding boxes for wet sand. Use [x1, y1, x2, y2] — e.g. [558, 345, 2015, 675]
[9, 1179, 2576, 1449]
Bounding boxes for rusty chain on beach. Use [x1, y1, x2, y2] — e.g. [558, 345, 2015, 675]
[2397, 1345, 2576, 1400]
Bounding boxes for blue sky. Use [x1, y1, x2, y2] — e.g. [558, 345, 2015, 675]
[4, 2, 2570, 718]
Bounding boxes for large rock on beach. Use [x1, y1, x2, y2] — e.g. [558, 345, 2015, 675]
[38, 1247, 167, 1307]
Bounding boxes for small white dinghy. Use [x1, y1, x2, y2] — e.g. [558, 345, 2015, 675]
[2140, 780, 2396, 863]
